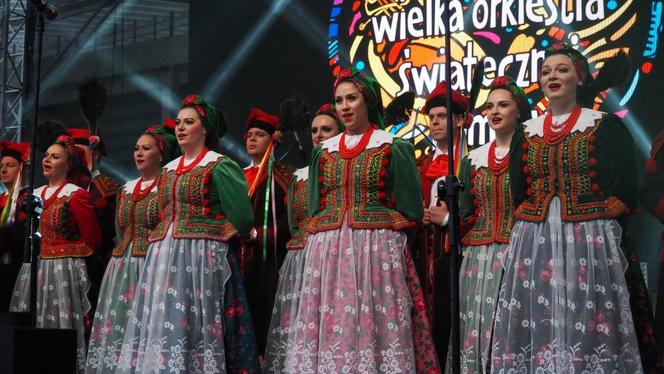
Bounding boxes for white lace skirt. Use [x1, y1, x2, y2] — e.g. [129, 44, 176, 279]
[116, 226, 232, 373]
[86, 246, 145, 373]
[491, 198, 643, 373]
[10, 258, 92, 372]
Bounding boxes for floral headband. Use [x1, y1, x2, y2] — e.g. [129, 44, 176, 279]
[55, 135, 85, 172]
[333, 67, 384, 129]
[489, 76, 532, 121]
[544, 42, 590, 85]
[315, 103, 345, 131]
[181, 95, 219, 133]
[145, 117, 180, 164]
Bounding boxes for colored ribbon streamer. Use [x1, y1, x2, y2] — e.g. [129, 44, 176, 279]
[261, 149, 273, 263]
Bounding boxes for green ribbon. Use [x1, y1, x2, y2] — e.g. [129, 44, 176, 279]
[261, 151, 273, 263]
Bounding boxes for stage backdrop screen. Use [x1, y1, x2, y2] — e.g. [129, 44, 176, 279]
[328, 0, 663, 157]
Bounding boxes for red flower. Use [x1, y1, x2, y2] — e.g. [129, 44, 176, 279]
[214, 214, 225, 220]
[203, 199, 210, 207]
[381, 159, 390, 167]
[202, 188, 209, 195]
[589, 135, 597, 143]
[521, 154, 528, 162]
[318, 176, 325, 184]
[588, 157, 597, 167]
[379, 170, 387, 177]
[523, 166, 530, 174]
[377, 181, 385, 189]
[591, 184, 600, 193]
[522, 142, 530, 150]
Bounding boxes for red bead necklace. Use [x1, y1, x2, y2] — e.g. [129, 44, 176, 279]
[131, 177, 158, 202]
[176, 148, 208, 175]
[339, 126, 375, 159]
[488, 141, 510, 175]
[543, 105, 582, 145]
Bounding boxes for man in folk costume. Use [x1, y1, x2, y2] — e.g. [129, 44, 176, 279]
[0, 142, 30, 311]
[641, 129, 664, 368]
[242, 107, 295, 354]
[415, 81, 470, 365]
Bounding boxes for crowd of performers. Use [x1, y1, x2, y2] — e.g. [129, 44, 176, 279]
[0, 41, 662, 373]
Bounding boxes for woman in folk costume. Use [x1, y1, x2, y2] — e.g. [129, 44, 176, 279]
[66, 127, 121, 323]
[452, 76, 530, 373]
[10, 135, 101, 372]
[414, 80, 469, 366]
[241, 107, 295, 355]
[265, 67, 440, 373]
[264, 103, 343, 362]
[85, 120, 180, 373]
[0, 142, 30, 311]
[640, 129, 664, 369]
[491, 42, 643, 372]
[117, 95, 259, 373]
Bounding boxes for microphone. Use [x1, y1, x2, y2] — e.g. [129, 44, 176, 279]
[31, 0, 58, 20]
[292, 130, 307, 160]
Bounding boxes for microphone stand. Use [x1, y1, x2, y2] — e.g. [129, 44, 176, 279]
[436, 1, 462, 373]
[22, 11, 47, 328]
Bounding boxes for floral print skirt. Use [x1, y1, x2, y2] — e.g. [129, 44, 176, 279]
[264, 224, 440, 373]
[10, 258, 92, 372]
[447, 243, 506, 374]
[116, 227, 232, 373]
[86, 247, 145, 373]
[491, 198, 643, 373]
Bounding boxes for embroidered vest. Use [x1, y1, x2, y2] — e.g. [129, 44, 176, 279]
[40, 189, 94, 259]
[515, 118, 626, 222]
[463, 166, 514, 245]
[149, 157, 239, 242]
[112, 182, 160, 257]
[309, 143, 411, 232]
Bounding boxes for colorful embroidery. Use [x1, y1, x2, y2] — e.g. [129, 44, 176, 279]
[309, 143, 410, 232]
[149, 156, 240, 242]
[516, 116, 627, 222]
[286, 178, 309, 250]
[39, 190, 94, 259]
[112, 183, 160, 257]
[462, 166, 515, 246]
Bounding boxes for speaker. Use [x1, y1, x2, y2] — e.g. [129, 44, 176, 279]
[0, 313, 77, 373]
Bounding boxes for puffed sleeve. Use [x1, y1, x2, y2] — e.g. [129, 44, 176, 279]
[287, 176, 302, 236]
[212, 157, 254, 240]
[307, 145, 323, 218]
[594, 114, 639, 212]
[641, 131, 664, 224]
[70, 189, 102, 251]
[458, 156, 475, 236]
[390, 138, 424, 221]
[508, 124, 527, 208]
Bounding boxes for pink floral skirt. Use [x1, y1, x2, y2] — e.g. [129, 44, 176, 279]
[264, 224, 440, 373]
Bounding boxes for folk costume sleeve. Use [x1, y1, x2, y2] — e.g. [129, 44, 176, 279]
[641, 130, 664, 224]
[508, 124, 527, 208]
[70, 188, 102, 252]
[287, 176, 301, 236]
[593, 114, 639, 215]
[212, 157, 254, 241]
[458, 156, 475, 236]
[308, 145, 323, 218]
[390, 138, 424, 222]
